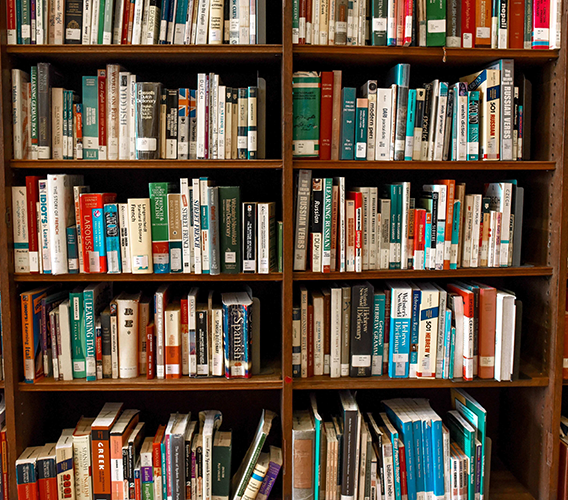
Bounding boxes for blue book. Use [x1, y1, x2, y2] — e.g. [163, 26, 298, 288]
[372, 292, 386, 376]
[403, 401, 425, 500]
[404, 89, 417, 160]
[310, 394, 323, 500]
[429, 409, 445, 500]
[449, 326, 456, 377]
[450, 200, 461, 269]
[92, 203, 107, 269]
[409, 285, 421, 378]
[424, 213, 432, 270]
[104, 203, 121, 274]
[355, 98, 368, 160]
[467, 91, 480, 161]
[66, 226, 79, 274]
[340, 88, 356, 160]
[82, 76, 99, 159]
[388, 184, 399, 270]
[159, 0, 171, 43]
[443, 309, 452, 378]
[380, 412, 402, 500]
[386, 281, 412, 378]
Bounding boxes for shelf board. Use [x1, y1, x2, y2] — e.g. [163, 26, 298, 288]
[292, 372, 548, 390]
[19, 370, 283, 391]
[14, 272, 283, 282]
[293, 45, 559, 66]
[11, 159, 283, 169]
[293, 160, 556, 171]
[6, 44, 283, 64]
[489, 463, 535, 500]
[294, 266, 553, 280]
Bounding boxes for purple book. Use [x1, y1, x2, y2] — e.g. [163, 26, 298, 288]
[256, 447, 283, 500]
[40, 291, 68, 379]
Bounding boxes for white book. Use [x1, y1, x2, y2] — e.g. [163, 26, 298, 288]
[12, 186, 30, 273]
[188, 288, 198, 376]
[209, 0, 224, 43]
[145, 0, 161, 43]
[127, 198, 153, 274]
[360, 81, 377, 161]
[495, 291, 516, 381]
[35, 0, 45, 44]
[416, 283, 439, 378]
[218, 85, 226, 159]
[39, 180, 52, 274]
[330, 287, 342, 378]
[484, 182, 512, 267]
[165, 302, 181, 377]
[470, 194, 482, 268]
[118, 72, 130, 159]
[128, 74, 137, 159]
[82, 0, 93, 42]
[368, 187, 378, 270]
[90, 0, 101, 43]
[462, 195, 474, 268]
[378, 199, 390, 270]
[313, 292, 324, 376]
[118, 203, 131, 273]
[238, 0, 249, 43]
[432, 82, 448, 161]
[328, 0, 336, 44]
[110, 298, 119, 378]
[354, 187, 369, 271]
[116, 292, 141, 378]
[257, 202, 275, 274]
[423, 184, 446, 270]
[106, 65, 121, 160]
[197, 74, 207, 158]
[196, 0, 211, 43]
[72, 422, 93, 500]
[12, 70, 30, 160]
[412, 88, 425, 160]
[180, 179, 192, 274]
[201, 410, 222, 500]
[192, 178, 203, 273]
[212, 307, 224, 376]
[375, 87, 392, 160]
[131, 0, 145, 43]
[433, 283, 447, 379]
[200, 178, 211, 273]
[154, 285, 170, 380]
[58, 300, 74, 380]
[455, 83, 468, 161]
[550, 0, 562, 49]
[113, 0, 126, 43]
[210, 74, 219, 159]
[398, 182, 410, 270]
[425, 80, 439, 160]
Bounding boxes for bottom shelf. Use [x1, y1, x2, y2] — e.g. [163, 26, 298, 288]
[490, 459, 534, 500]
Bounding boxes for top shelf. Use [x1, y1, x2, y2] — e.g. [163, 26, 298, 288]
[293, 46, 560, 67]
[5, 44, 284, 64]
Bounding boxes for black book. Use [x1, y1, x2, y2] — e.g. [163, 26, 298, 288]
[196, 307, 209, 376]
[339, 391, 360, 497]
[419, 190, 438, 268]
[100, 307, 111, 378]
[135, 82, 162, 160]
[165, 88, 178, 159]
[515, 73, 532, 160]
[512, 299, 523, 380]
[349, 281, 374, 377]
[224, 0, 230, 42]
[309, 178, 324, 272]
[37, 63, 63, 159]
[242, 202, 257, 273]
[420, 83, 433, 160]
[443, 87, 454, 161]
[64, 0, 83, 43]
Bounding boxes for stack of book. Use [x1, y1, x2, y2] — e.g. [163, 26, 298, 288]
[293, 62, 531, 162]
[12, 64, 267, 161]
[13, 175, 280, 275]
[294, 171, 524, 273]
[293, 280, 522, 381]
[20, 284, 262, 382]
[7, 0, 267, 45]
[15, 405, 281, 500]
[293, 390, 490, 500]
[291, 0, 562, 49]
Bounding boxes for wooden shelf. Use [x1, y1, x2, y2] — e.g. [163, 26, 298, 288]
[489, 460, 536, 500]
[292, 373, 548, 390]
[5, 44, 284, 64]
[293, 266, 553, 280]
[19, 369, 283, 391]
[11, 159, 283, 169]
[293, 45, 559, 67]
[13, 273, 283, 282]
[293, 160, 556, 171]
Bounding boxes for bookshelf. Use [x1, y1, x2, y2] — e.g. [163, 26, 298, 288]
[0, 2, 566, 500]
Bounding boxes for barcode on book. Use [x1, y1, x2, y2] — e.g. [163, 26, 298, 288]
[89, 252, 100, 272]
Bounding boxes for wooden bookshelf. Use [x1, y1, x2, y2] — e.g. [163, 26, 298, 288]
[0, 0, 566, 498]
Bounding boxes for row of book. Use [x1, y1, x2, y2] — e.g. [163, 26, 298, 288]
[292, 61, 532, 162]
[21, 284, 261, 383]
[294, 280, 521, 381]
[12, 64, 267, 161]
[293, 171, 524, 273]
[293, 390, 490, 500]
[16, 404, 280, 500]
[7, 0, 268, 45]
[291, 0, 562, 49]
[13, 175, 280, 276]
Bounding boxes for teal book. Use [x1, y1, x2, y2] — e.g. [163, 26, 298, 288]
[426, 0, 447, 46]
[70, 285, 87, 378]
[149, 182, 174, 274]
[371, 0, 387, 45]
[404, 89, 417, 160]
[309, 394, 323, 500]
[467, 91, 480, 161]
[292, 0, 300, 42]
[104, 203, 121, 274]
[450, 200, 461, 269]
[83, 282, 112, 382]
[98, 0, 106, 43]
[82, 76, 99, 159]
[355, 98, 368, 160]
[292, 71, 321, 158]
[388, 184, 399, 270]
[322, 178, 333, 272]
[446, 410, 476, 500]
[219, 186, 242, 274]
[386, 64, 411, 161]
[102, 0, 114, 43]
[66, 226, 79, 274]
[372, 292, 385, 376]
[340, 87, 356, 160]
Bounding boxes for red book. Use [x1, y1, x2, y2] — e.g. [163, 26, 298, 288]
[79, 193, 117, 273]
[97, 69, 107, 159]
[348, 191, 363, 272]
[447, 283, 475, 380]
[147, 322, 155, 380]
[563, 311, 568, 379]
[532, 0, 550, 48]
[508, 0, 525, 48]
[135, 471, 141, 500]
[383, 289, 391, 375]
[319, 72, 334, 160]
[330, 184, 338, 272]
[396, 0, 404, 45]
[461, 0, 474, 47]
[121, 0, 131, 44]
[6, 0, 16, 44]
[472, 282, 497, 379]
[308, 303, 314, 377]
[413, 208, 426, 269]
[126, 0, 136, 43]
[403, 0, 413, 45]
[475, 0, 491, 46]
[180, 299, 189, 376]
[398, 439, 409, 498]
[299, 0, 307, 44]
[306, 0, 312, 43]
[1, 427, 8, 500]
[152, 426, 166, 495]
[434, 179, 455, 270]
[25, 176, 40, 273]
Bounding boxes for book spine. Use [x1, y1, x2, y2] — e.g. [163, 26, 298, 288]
[532, 0, 550, 48]
[149, 182, 171, 273]
[340, 87, 356, 160]
[104, 203, 121, 273]
[118, 203, 132, 273]
[128, 198, 153, 274]
[180, 179, 192, 273]
[82, 76, 99, 159]
[243, 202, 257, 272]
[97, 70, 107, 159]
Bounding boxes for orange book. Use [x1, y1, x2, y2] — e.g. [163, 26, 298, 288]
[1, 427, 8, 500]
[152, 425, 166, 496]
[447, 283, 475, 381]
[91, 403, 124, 500]
[434, 179, 455, 270]
[508, 0, 525, 48]
[475, 0, 492, 46]
[110, 409, 140, 499]
[472, 282, 497, 379]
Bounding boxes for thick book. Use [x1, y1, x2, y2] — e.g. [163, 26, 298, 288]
[292, 410, 314, 500]
[293, 71, 321, 158]
[127, 198, 153, 274]
[219, 186, 241, 274]
[135, 82, 163, 159]
[349, 282, 374, 377]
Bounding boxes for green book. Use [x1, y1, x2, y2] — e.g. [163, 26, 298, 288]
[340, 87, 356, 160]
[447, 410, 476, 500]
[322, 178, 333, 272]
[387, 184, 401, 270]
[426, 0, 447, 46]
[30, 66, 38, 158]
[371, 0, 387, 45]
[83, 282, 112, 382]
[98, 0, 106, 43]
[21, 0, 30, 43]
[149, 182, 174, 274]
[219, 186, 242, 274]
[292, 0, 300, 43]
[102, 0, 114, 43]
[292, 71, 321, 158]
[277, 221, 283, 273]
[355, 98, 368, 160]
[82, 76, 99, 159]
[212, 430, 232, 500]
[70, 285, 87, 379]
